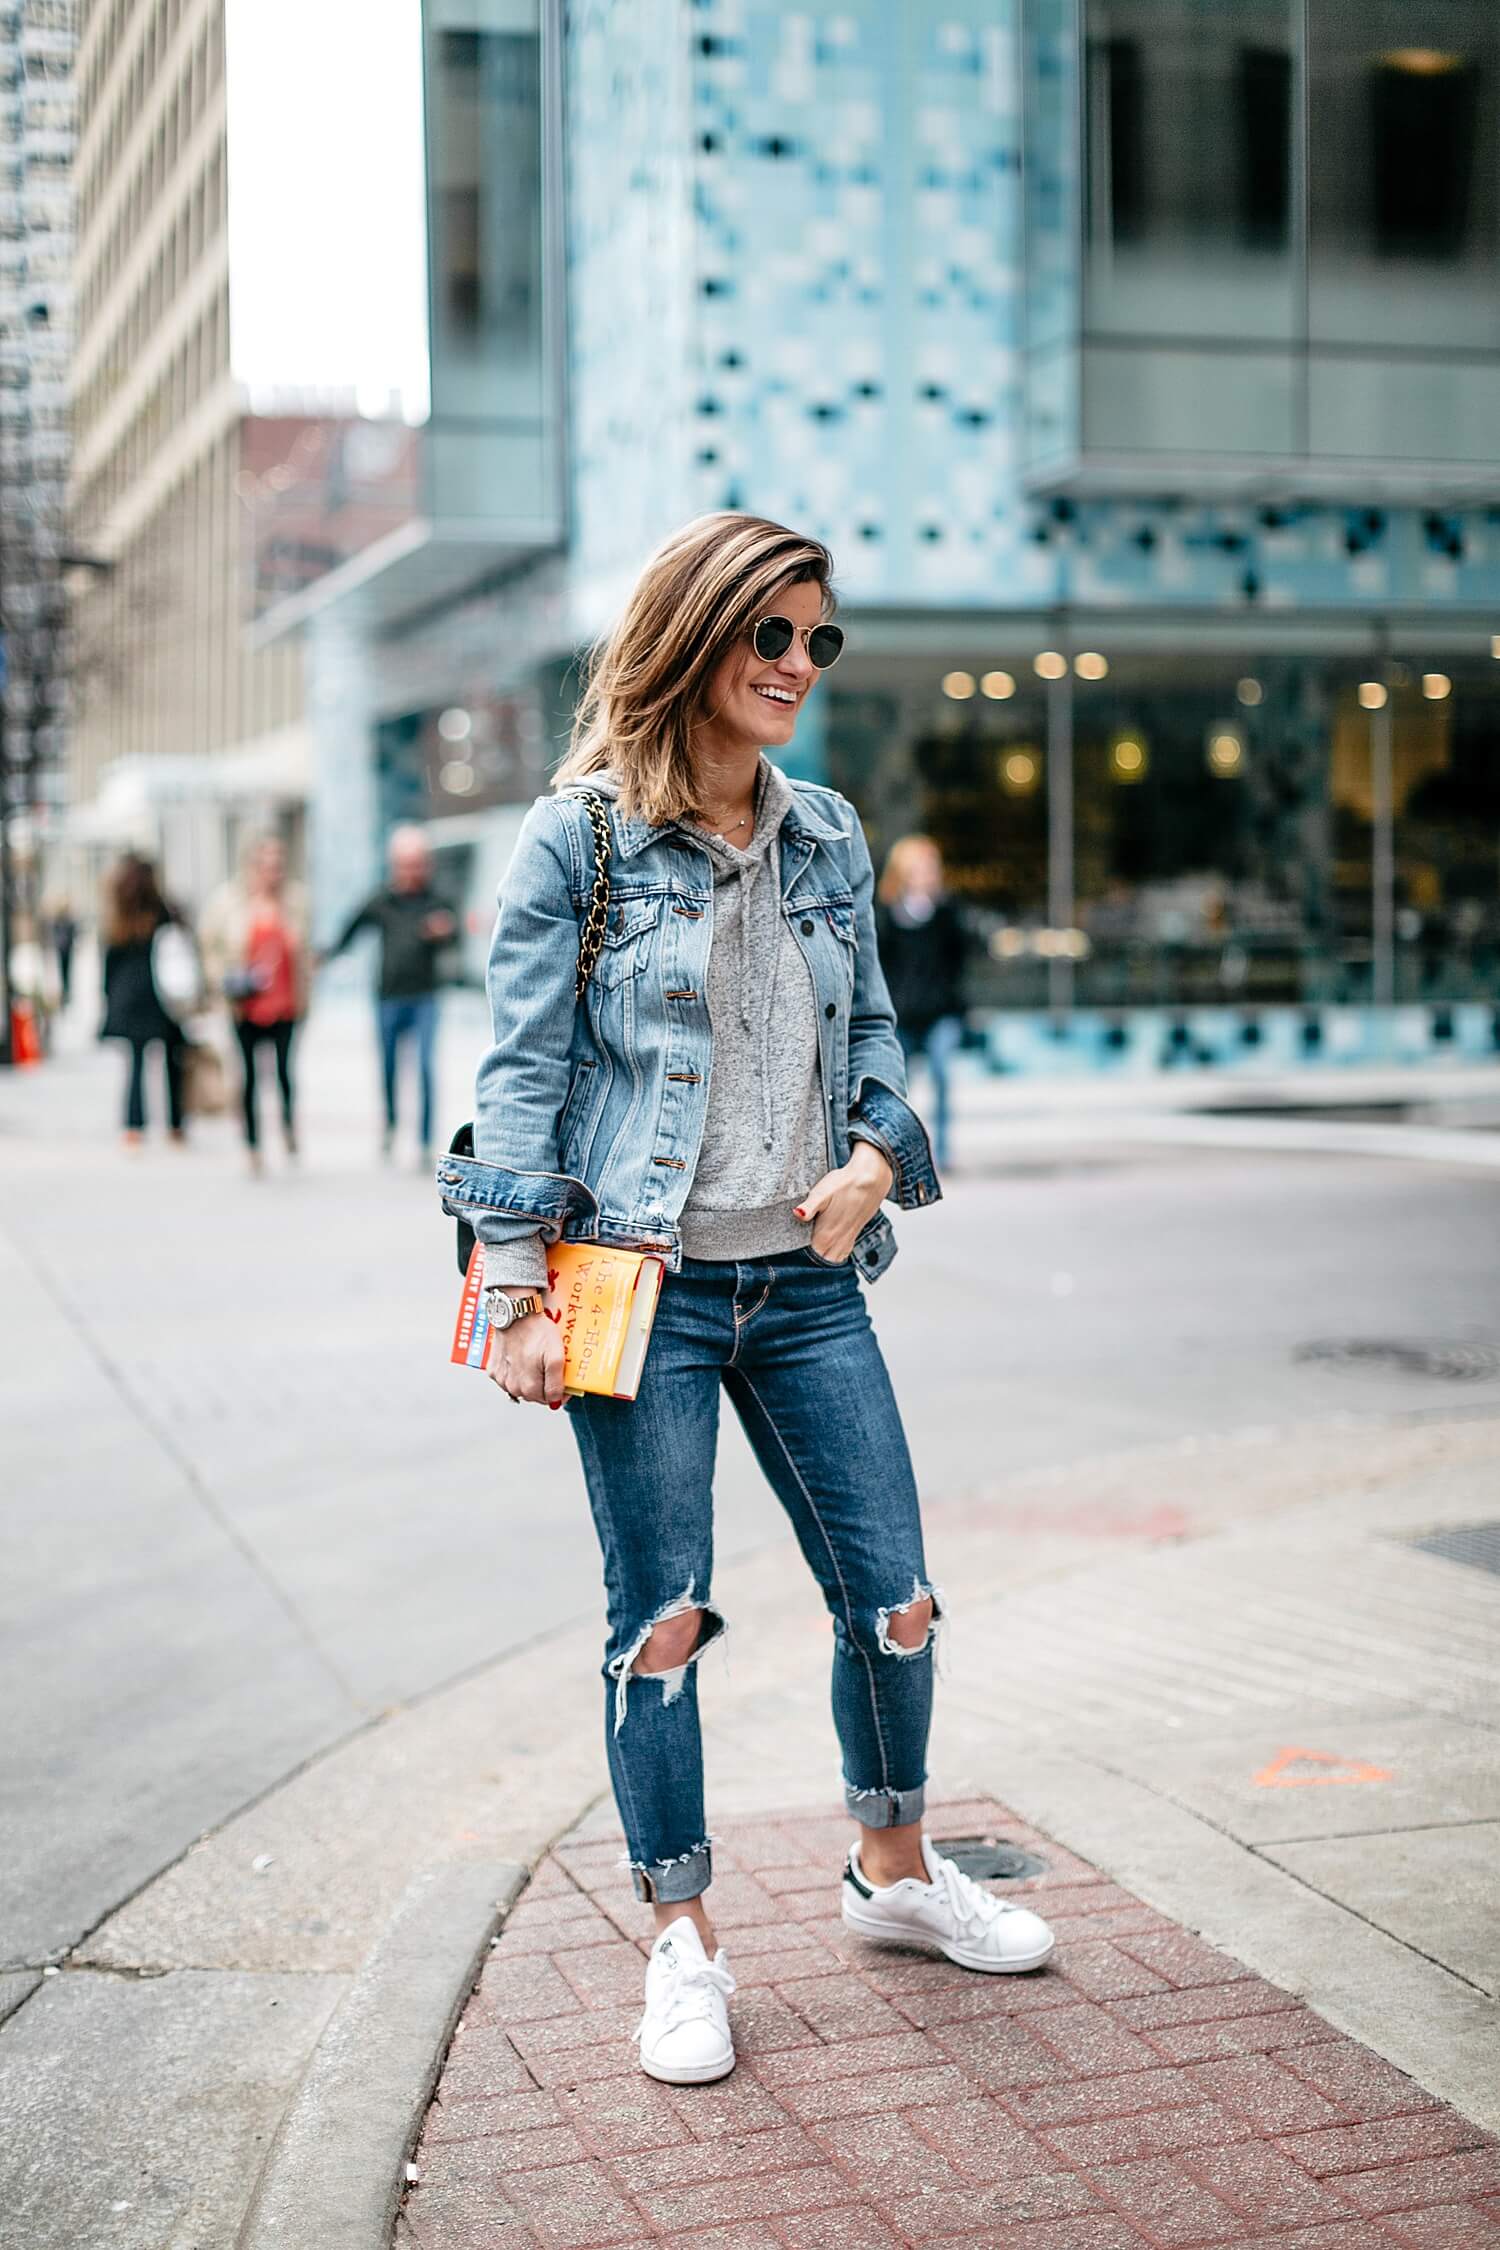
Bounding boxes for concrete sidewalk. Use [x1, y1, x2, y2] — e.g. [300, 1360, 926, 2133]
[405, 1795, 1499, 2250]
[390, 1411, 1500, 2249]
[6, 997, 1500, 2249]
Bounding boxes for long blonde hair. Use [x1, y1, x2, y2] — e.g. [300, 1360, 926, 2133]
[554, 512, 835, 827]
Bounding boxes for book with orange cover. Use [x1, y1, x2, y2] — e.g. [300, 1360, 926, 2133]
[450, 1239, 665, 1400]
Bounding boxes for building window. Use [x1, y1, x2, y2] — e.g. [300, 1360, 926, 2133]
[426, 3, 545, 421]
[1308, 0, 1500, 350]
[1083, 0, 1295, 344]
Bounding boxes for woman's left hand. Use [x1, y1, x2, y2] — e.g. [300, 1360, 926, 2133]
[793, 1142, 894, 1263]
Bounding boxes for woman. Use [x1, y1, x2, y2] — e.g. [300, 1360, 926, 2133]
[201, 835, 310, 1173]
[439, 514, 1054, 2087]
[100, 854, 190, 1147]
[875, 835, 970, 1172]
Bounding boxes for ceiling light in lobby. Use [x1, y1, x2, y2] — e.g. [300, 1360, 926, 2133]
[1207, 726, 1245, 777]
[1109, 732, 1148, 781]
[1422, 673, 1452, 700]
[1074, 651, 1108, 680]
[438, 707, 473, 741]
[1357, 681, 1388, 710]
[1236, 677, 1263, 707]
[981, 670, 1016, 700]
[1034, 650, 1067, 680]
[1379, 49, 1463, 75]
[942, 670, 976, 700]
[1000, 748, 1039, 794]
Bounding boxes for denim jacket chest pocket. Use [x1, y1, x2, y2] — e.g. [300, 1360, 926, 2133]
[789, 896, 858, 991]
[594, 894, 665, 990]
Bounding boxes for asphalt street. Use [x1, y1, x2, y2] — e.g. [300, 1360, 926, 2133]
[3, 987, 1499, 1977]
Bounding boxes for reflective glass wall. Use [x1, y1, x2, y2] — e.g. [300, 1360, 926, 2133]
[827, 641, 1500, 1009]
[1307, 1, 1500, 459]
[1027, 0, 1500, 476]
[424, 0, 560, 525]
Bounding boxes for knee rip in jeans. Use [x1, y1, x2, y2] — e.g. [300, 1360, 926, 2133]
[608, 1581, 725, 1736]
[875, 1578, 945, 1665]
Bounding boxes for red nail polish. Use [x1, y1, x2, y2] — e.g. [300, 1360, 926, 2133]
[793, 1206, 806, 1218]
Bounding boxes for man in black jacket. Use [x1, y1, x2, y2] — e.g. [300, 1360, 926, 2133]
[323, 827, 455, 1161]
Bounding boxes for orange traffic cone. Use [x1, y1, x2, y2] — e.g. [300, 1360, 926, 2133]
[10, 1002, 41, 1065]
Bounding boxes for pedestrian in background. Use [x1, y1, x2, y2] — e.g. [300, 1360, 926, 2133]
[321, 826, 455, 1164]
[875, 834, 969, 1171]
[99, 853, 192, 1149]
[43, 893, 78, 1009]
[201, 834, 310, 1175]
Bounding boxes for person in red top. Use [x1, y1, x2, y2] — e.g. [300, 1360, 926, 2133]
[201, 836, 312, 1174]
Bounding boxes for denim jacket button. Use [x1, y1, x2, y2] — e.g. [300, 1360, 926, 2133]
[800, 917, 814, 935]
[824, 1002, 836, 1018]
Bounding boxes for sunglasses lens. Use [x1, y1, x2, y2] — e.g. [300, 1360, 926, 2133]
[753, 616, 795, 662]
[808, 624, 845, 669]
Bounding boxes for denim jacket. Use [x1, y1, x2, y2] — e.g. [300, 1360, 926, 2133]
[436, 773, 941, 1281]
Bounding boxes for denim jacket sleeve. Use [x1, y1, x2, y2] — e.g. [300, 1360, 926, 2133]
[843, 811, 942, 1211]
[439, 797, 598, 1251]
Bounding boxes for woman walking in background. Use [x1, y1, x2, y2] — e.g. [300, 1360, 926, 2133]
[99, 854, 192, 1149]
[202, 835, 310, 1174]
[875, 835, 970, 1172]
[43, 893, 79, 1009]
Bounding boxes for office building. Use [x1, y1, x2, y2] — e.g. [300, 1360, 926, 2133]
[208, 3, 1500, 1014]
[0, 0, 76, 1055]
[66, 0, 305, 894]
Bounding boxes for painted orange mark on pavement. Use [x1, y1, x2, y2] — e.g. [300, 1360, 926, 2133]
[1253, 1745, 1393, 1789]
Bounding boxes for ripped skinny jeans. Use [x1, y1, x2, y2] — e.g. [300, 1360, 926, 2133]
[567, 1247, 939, 1904]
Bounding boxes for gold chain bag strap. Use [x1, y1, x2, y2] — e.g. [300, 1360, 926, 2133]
[448, 788, 613, 1272]
[574, 790, 613, 997]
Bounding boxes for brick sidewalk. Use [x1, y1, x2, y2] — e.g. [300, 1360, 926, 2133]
[400, 1798, 1500, 2250]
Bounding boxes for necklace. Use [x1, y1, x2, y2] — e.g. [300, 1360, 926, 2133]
[702, 807, 752, 838]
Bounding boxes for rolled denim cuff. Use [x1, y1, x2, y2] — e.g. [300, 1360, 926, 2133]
[847, 1075, 941, 1209]
[844, 1780, 927, 1830]
[630, 1842, 713, 1904]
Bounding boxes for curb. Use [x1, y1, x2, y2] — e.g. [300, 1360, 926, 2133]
[237, 1859, 528, 2250]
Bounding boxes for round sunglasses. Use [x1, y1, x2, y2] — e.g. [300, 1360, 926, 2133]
[751, 615, 845, 670]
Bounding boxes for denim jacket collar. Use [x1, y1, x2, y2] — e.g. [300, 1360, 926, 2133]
[560, 769, 845, 862]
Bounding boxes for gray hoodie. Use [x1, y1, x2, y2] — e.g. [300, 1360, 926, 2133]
[482, 757, 830, 1290]
[675, 755, 831, 1262]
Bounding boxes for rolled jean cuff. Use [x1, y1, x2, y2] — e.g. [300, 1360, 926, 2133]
[630, 1842, 712, 1904]
[844, 1780, 927, 1830]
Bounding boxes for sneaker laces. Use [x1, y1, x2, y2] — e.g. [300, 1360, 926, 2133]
[934, 1854, 1024, 1938]
[637, 1947, 736, 2042]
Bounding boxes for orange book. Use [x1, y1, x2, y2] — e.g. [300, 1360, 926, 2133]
[451, 1240, 664, 1400]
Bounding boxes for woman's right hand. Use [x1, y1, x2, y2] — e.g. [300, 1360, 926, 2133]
[487, 1309, 567, 1409]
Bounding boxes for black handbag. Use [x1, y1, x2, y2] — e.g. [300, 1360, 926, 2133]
[447, 791, 613, 1274]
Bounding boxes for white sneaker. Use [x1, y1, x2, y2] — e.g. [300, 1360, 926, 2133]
[636, 1916, 736, 2084]
[842, 1836, 1056, 1974]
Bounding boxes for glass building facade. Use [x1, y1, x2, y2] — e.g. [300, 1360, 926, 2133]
[280, 0, 1500, 1021]
[1026, 0, 1500, 480]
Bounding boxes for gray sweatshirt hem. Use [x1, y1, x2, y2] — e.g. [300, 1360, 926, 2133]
[481, 1236, 550, 1292]
[680, 1201, 815, 1262]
